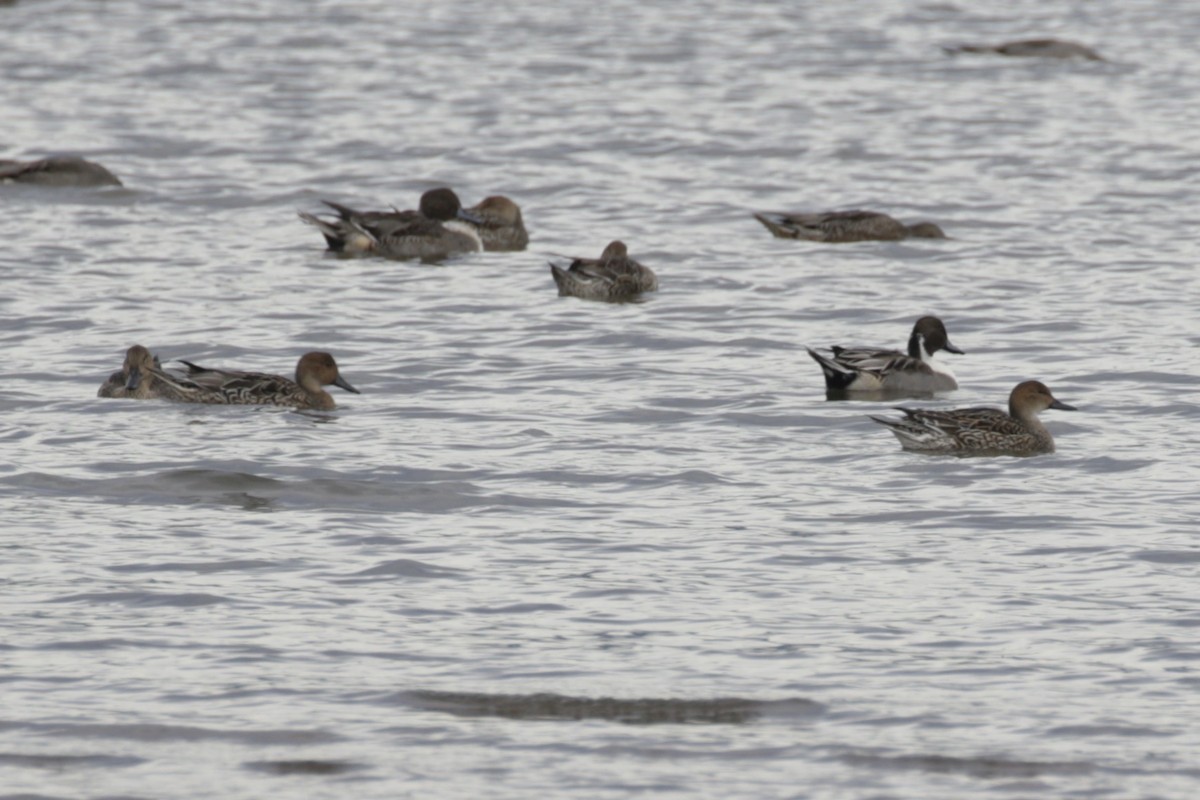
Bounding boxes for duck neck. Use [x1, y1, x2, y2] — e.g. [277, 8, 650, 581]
[908, 333, 930, 360]
[1009, 402, 1054, 449]
[297, 375, 336, 410]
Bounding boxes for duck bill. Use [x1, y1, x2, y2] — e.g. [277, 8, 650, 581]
[456, 208, 484, 225]
[334, 375, 361, 395]
[125, 366, 143, 390]
[944, 340, 965, 355]
[1049, 398, 1076, 411]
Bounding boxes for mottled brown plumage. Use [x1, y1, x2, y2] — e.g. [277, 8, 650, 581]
[871, 381, 1076, 456]
[549, 241, 658, 302]
[753, 210, 945, 243]
[176, 352, 360, 411]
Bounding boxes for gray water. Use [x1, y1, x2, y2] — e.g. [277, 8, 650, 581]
[3, 0, 1200, 797]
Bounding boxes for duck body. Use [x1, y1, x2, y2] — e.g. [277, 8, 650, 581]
[300, 188, 482, 261]
[807, 316, 963, 396]
[549, 241, 658, 303]
[871, 380, 1076, 456]
[945, 39, 1104, 60]
[175, 351, 360, 411]
[753, 210, 945, 243]
[0, 156, 122, 187]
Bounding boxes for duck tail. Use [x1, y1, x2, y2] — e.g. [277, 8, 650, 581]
[298, 211, 347, 251]
[806, 347, 856, 390]
[549, 263, 574, 296]
[753, 212, 797, 238]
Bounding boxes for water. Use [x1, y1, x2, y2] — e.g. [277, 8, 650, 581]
[3, 0, 1200, 797]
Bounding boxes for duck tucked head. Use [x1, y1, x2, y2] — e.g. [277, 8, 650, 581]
[473, 195, 523, 226]
[600, 240, 628, 260]
[296, 352, 360, 396]
[907, 222, 947, 239]
[908, 316, 964, 359]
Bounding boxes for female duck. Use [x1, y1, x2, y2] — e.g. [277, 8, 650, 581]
[807, 316, 964, 396]
[871, 380, 1076, 456]
[549, 241, 658, 303]
[464, 195, 529, 251]
[1, 156, 122, 187]
[98, 345, 200, 401]
[176, 352, 360, 411]
[753, 209, 945, 243]
[300, 188, 482, 261]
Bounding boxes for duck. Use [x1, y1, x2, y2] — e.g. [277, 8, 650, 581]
[98, 345, 205, 401]
[871, 380, 1076, 456]
[464, 195, 529, 251]
[549, 241, 658, 303]
[175, 351, 360, 410]
[807, 316, 964, 396]
[752, 210, 946, 243]
[299, 188, 482, 261]
[0, 156, 122, 187]
[943, 39, 1103, 61]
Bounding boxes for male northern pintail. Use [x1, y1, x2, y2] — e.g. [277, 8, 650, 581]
[549, 241, 658, 303]
[299, 188, 482, 261]
[871, 380, 1076, 456]
[752, 210, 946, 243]
[0, 156, 122, 187]
[175, 352, 360, 411]
[807, 316, 964, 396]
[943, 39, 1103, 60]
[98, 345, 197, 400]
[464, 195, 529, 251]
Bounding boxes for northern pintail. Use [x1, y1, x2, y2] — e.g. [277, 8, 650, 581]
[807, 316, 964, 395]
[871, 380, 1076, 456]
[464, 195, 529, 251]
[753, 210, 945, 243]
[944, 39, 1103, 60]
[0, 156, 122, 187]
[176, 351, 360, 410]
[299, 188, 482, 261]
[549, 241, 658, 303]
[97, 345, 216, 402]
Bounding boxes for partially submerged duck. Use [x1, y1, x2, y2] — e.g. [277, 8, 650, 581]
[299, 188, 482, 261]
[871, 380, 1076, 456]
[944, 39, 1104, 61]
[0, 156, 122, 187]
[808, 316, 963, 396]
[176, 351, 360, 411]
[753, 210, 945, 243]
[549, 241, 658, 303]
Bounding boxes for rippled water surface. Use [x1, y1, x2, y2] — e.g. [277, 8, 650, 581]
[3, 0, 1200, 797]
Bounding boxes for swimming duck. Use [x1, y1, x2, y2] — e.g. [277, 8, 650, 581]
[807, 316, 964, 395]
[98, 345, 202, 401]
[0, 156, 122, 187]
[943, 39, 1104, 61]
[464, 195, 529, 251]
[175, 351, 360, 410]
[299, 188, 482, 261]
[549, 241, 658, 303]
[753, 210, 945, 243]
[871, 380, 1076, 456]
